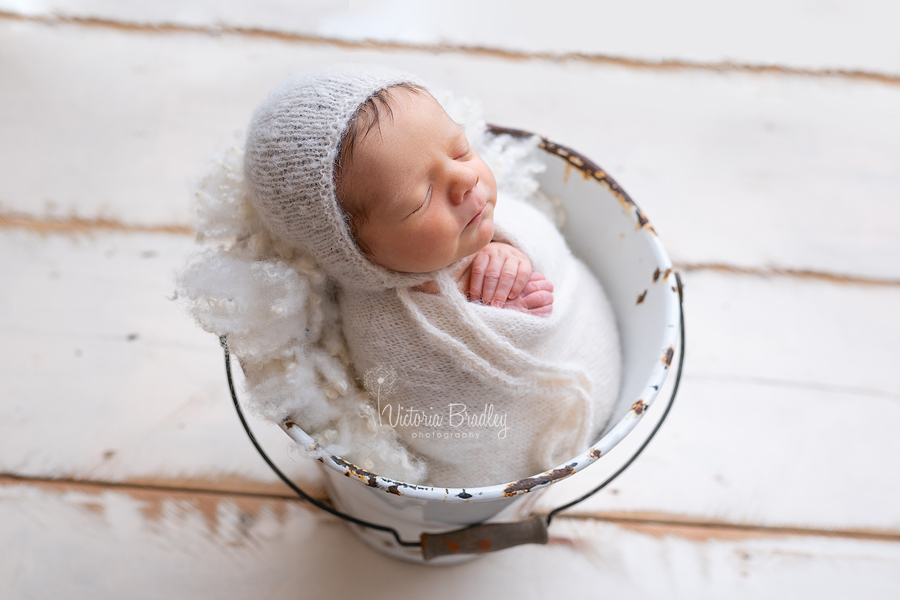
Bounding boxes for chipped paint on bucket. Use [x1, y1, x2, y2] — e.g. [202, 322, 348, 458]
[281, 128, 681, 563]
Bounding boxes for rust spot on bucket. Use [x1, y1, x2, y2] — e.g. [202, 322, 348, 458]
[331, 456, 379, 488]
[663, 268, 672, 280]
[283, 418, 295, 429]
[653, 268, 661, 282]
[477, 539, 492, 552]
[540, 138, 641, 216]
[494, 129, 654, 244]
[636, 209, 649, 229]
[663, 346, 675, 367]
[504, 464, 577, 496]
[447, 539, 460, 552]
[590, 448, 602, 459]
[387, 485, 401, 495]
[636, 290, 647, 304]
[457, 490, 473, 499]
[632, 400, 647, 415]
[609, 186, 635, 210]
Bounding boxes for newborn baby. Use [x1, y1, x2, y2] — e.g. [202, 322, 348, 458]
[244, 64, 621, 487]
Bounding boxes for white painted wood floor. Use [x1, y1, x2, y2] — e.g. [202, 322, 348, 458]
[1, 2, 898, 598]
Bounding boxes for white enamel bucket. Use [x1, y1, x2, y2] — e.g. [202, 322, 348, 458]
[273, 128, 683, 564]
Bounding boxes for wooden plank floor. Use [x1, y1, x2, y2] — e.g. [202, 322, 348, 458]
[1, 3, 898, 598]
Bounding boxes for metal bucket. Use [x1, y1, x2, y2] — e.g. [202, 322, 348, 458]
[267, 128, 682, 564]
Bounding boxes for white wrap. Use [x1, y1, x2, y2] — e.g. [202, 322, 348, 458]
[341, 195, 621, 487]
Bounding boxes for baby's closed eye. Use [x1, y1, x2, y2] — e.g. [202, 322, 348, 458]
[409, 187, 431, 216]
[454, 146, 471, 160]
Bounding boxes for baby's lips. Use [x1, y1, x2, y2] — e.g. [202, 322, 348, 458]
[466, 202, 486, 227]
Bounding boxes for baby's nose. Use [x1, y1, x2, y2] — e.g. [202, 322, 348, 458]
[449, 165, 479, 203]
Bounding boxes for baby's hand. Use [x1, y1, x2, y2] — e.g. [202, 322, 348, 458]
[468, 242, 533, 307]
[503, 272, 554, 316]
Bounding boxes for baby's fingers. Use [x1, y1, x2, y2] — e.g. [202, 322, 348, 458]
[521, 274, 554, 297]
[468, 252, 491, 301]
[490, 259, 521, 306]
[479, 257, 504, 305]
[521, 290, 554, 315]
[507, 262, 533, 300]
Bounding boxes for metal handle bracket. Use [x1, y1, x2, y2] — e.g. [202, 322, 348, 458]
[421, 516, 548, 561]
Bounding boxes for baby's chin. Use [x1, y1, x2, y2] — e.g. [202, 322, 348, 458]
[402, 236, 495, 276]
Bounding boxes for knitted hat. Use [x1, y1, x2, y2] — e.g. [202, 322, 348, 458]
[243, 64, 437, 291]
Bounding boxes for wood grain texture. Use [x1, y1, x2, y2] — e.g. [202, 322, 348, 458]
[2, 0, 899, 76]
[1, 20, 898, 280]
[0, 229, 323, 497]
[2, 4, 899, 594]
[2, 478, 899, 600]
[535, 375, 900, 535]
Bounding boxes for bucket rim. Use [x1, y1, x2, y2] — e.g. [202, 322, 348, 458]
[280, 128, 681, 503]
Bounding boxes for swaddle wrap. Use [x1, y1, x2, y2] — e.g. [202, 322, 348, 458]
[341, 194, 621, 487]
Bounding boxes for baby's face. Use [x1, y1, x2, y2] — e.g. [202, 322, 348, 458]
[338, 91, 497, 273]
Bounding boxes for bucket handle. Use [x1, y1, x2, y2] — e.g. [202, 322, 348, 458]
[223, 273, 685, 560]
[421, 516, 548, 560]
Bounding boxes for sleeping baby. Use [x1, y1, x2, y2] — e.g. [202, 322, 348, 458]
[238, 64, 621, 488]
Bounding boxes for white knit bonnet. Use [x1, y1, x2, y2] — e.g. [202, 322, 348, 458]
[243, 64, 436, 291]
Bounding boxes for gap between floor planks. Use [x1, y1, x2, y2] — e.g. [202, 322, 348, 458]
[2, 212, 898, 287]
[3, 473, 900, 544]
[1, 10, 899, 87]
